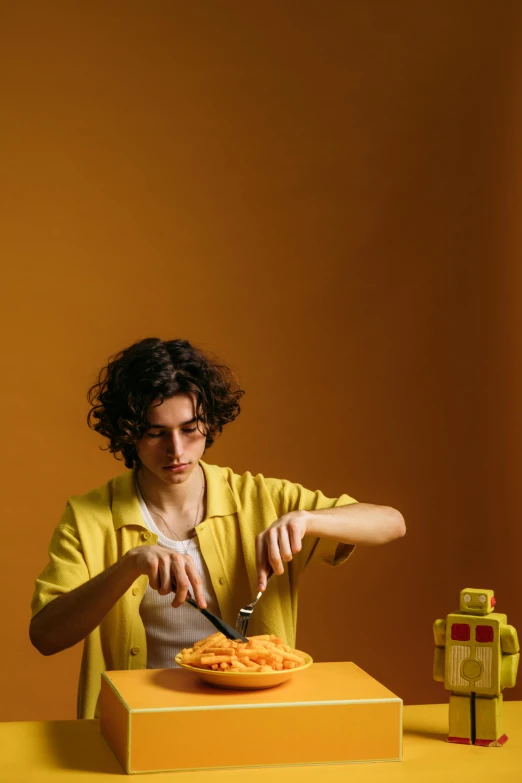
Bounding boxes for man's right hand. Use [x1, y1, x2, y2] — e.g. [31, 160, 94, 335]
[30, 542, 208, 658]
[126, 545, 207, 609]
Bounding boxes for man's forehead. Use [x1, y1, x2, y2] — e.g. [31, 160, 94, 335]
[148, 394, 196, 424]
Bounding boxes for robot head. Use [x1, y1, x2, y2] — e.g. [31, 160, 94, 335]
[459, 588, 496, 615]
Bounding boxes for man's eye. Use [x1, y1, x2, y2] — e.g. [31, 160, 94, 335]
[146, 428, 197, 437]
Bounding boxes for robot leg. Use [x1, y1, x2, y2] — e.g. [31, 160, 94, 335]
[448, 692, 472, 744]
[474, 694, 507, 747]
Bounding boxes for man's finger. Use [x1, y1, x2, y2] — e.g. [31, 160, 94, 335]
[170, 560, 190, 607]
[288, 520, 303, 554]
[268, 528, 284, 576]
[184, 559, 207, 608]
[148, 560, 160, 591]
[158, 558, 172, 595]
[256, 533, 270, 591]
[278, 526, 293, 562]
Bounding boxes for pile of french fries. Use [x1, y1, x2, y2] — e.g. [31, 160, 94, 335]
[179, 632, 306, 672]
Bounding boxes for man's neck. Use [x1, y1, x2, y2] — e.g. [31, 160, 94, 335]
[136, 463, 205, 515]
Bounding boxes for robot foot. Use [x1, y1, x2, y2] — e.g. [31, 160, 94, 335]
[474, 734, 508, 747]
[447, 737, 472, 745]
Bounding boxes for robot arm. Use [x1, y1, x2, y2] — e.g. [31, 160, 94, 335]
[433, 619, 446, 683]
[500, 624, 520, 689]
[500, 625, 520, 655]
[433, 619, 446, 647]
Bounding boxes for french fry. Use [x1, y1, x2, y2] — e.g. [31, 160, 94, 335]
[198, 648, 238, 655]
[193, 632, 222, 648]
[229, 660, 250, 670]
[240, 657, 260, 669]
[279, 651, 304, 664]
[236, 648, 264, 659]
[200, 654, 237, 665]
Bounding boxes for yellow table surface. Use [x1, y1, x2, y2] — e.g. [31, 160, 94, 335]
[2, 702, 522, 782]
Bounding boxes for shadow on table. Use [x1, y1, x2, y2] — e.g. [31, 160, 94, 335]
[42, 719, 125, 775]
[403, 727, 448, 743]
[402, 703, 449, 744]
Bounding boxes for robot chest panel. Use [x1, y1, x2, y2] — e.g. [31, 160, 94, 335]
[445, 615, 501, 691]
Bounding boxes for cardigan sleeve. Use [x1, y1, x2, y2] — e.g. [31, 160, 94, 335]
[31, 502, 90, 618]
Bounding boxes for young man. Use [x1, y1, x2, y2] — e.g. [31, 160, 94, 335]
[30, 337, 405, 718]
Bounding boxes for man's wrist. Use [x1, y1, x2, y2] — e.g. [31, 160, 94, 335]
[121, 548, 142, 580]
[290, 509, 312, 536]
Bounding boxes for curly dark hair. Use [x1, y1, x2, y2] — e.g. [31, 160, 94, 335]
[87, 338, 245, 468]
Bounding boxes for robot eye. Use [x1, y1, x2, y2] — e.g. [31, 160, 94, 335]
[478, 594, 487, 603]
[463, 594, 472, 603]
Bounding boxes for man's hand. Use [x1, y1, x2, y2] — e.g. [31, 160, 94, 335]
[255, 511, 309, 592]
[128, 545, 207, 608]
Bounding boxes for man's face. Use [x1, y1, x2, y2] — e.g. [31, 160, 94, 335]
[136, 393, 207, 484]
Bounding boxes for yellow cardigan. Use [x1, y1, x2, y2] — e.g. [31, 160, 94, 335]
[31, 460, 357, 719]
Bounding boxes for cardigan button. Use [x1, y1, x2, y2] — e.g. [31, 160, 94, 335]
[141, 531, 151, 541]
[132, 587, 140, 596]
[130, 646, 140, 656]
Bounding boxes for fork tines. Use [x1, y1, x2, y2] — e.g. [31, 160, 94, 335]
[236, 606, 254, 637]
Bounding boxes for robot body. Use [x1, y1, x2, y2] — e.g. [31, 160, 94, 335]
[433, 588, 519, 746]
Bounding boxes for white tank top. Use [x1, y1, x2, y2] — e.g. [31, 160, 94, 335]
[135, 483, 220, 669]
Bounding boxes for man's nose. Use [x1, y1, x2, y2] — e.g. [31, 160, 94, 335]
[165, 431, 182, 455]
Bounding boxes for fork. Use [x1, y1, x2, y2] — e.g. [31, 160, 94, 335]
[236, 567, 274, 636]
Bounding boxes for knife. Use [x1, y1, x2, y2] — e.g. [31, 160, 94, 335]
[173, 584, 248, 642]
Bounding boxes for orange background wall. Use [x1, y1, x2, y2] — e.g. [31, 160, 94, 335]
[1, 1, 521, 721]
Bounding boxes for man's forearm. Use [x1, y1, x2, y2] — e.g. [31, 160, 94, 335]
[303, 503, 406, 546]
[29, 552, 140, 656]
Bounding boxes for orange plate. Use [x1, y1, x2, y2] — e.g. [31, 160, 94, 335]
[174, 651, 313, 689]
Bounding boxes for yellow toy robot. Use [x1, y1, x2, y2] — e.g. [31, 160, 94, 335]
[433, 588, 520, 746]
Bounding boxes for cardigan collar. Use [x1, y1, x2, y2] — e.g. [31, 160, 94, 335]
[111, 459, 238, 531]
